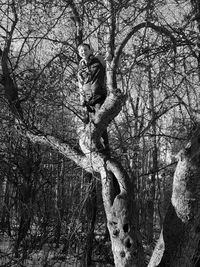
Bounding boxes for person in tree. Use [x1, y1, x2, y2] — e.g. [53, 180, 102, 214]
[77, 43, 109, 152]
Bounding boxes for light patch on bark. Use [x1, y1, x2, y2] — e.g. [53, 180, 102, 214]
[148, 230, 164, 267]
[172, 150, 196, 222]
[108, 194, 136, 267]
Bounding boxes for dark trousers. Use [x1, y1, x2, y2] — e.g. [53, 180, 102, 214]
[85, 101, 109, 153]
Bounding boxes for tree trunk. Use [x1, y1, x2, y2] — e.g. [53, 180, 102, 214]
[76, 86, 145, 266]
[54, 156, 64, 248]
[0, 176, 11, 236]
[82, 173, 97, 266]
[101, 161, 145, 267]
[146, 62, 157, 244]
[149, 126, 200, 266]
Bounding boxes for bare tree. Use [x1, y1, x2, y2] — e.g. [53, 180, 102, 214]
[2, 0, 200, 266]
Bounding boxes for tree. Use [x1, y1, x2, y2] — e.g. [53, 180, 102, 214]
[1, 0, 200, 266]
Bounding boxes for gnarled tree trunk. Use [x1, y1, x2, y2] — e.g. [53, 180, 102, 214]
[149, 127, 200, 266]
[78, 87, 145, 266]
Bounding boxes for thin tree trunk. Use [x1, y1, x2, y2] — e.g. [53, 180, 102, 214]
[146, 63, 157, 244]
[82, 173, 97, 266]
[0, 176, 11, 236]
[54, 156, 64, 248]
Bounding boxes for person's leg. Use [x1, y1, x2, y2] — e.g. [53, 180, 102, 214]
[82, 106, 89, 124]
[102, 129, 110, 154]
[82, 93, 95, 124]
[93, 102, 110, 154]
[82, 99, 94, 124]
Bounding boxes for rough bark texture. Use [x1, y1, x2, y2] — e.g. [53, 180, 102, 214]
[149, 127, 200, 266]
[82, 174, 97, 266]
[78, 93, 145, 266]
[105, 160, 145, 267]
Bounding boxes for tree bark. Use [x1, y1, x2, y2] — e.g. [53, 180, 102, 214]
[146, 62, 157, 244]
[149, 127, 200, 266]
[0, 175, 11, 236]
[82, 173, 97, 266]
[77, 88, 145, 266]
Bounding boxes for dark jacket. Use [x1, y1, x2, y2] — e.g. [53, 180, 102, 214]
[78, 55, 106, 104]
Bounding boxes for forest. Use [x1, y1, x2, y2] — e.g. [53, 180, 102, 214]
[1, 0, 200, 266]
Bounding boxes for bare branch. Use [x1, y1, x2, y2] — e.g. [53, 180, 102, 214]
[68, 0, 83, 45]
[23, 127, 95, 172]
[114, 21, 176, 69]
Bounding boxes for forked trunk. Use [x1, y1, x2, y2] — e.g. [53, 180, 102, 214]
[79, 106, 145, 266]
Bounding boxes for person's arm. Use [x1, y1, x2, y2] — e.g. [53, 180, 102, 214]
[78, 62, 86, 106]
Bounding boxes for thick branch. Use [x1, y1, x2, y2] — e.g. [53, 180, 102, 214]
[93, 90, 125, 136]
[23, 127, 111, 174]
[107, 159, 131, 196]
[0, 3, 23, 119]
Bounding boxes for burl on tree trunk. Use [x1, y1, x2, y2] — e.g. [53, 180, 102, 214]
[149, 127, 200, 267]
